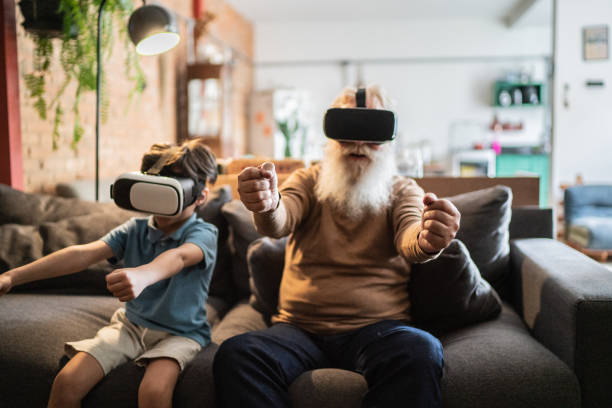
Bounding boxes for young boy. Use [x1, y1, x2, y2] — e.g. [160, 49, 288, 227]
[0, 139, 218, 408]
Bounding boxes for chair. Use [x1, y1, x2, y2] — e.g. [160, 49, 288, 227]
[564, 184, 612, 261]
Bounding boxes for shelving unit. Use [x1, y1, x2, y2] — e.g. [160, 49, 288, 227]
[492, 80, 545, 108]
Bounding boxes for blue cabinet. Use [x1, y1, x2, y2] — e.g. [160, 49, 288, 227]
[496, 154, 549, 207]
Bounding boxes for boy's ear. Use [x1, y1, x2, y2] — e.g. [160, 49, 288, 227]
[195, 187, 209, 207]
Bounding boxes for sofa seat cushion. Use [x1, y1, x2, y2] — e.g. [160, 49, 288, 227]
[0, 293, 226, 407]
[567, 216, 612, 249]
[0, 294, 121, 407]
[286, 303, 580, 408]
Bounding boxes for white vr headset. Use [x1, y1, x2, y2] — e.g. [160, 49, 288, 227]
[110, 172, 205, 216]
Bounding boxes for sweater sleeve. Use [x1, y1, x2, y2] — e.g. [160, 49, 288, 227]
[392, 177, 440, 263]
[253, 166, 316, 238]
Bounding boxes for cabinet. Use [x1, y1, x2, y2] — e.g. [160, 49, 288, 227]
[495, 154, 549, 207]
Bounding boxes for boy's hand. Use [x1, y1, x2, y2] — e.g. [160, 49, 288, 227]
[237, 162, 279, 213]
[418, 192, 461, 254]
[105, 268, 148, 302]
[0, 274, 13, 296]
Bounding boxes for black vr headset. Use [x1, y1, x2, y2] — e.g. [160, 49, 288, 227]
[323, 88, 397, 143]
[110, 172, 205, 216]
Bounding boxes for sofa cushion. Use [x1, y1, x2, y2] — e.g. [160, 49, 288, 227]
[409, 239, 502, 335]
[567, 216, 612, 249]
[221, 200, 264, 300]
[197, 185, 235, 299]
[0, 183, 124, 225]
[1, 211, 134, 295]
[0, 293, 222, 408]
[247, 237, 288, 319]
[446, 185, 512, 296]
[284, 304, 580, 408]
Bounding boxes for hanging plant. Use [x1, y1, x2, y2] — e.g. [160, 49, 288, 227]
[20, 0, 146, 150]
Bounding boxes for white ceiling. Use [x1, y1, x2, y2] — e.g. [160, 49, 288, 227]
[224, 0, 552, 26]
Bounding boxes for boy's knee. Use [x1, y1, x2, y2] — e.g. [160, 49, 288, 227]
[138, 381, 173, 408]
[49, 371, 84, 405]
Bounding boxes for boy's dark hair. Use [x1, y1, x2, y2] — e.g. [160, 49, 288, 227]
[140, 139, 218, 187]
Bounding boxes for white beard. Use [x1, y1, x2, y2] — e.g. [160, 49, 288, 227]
[315, 140, 397, 219]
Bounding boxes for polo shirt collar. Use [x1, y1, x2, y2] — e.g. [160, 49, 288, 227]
[146, 213, 197, 243]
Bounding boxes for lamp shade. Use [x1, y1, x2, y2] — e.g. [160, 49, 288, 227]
[128, 4, 180, 55]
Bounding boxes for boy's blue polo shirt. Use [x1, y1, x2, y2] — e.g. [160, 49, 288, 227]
[101, 213, 218, 347]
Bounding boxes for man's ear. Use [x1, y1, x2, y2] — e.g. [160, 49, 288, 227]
[195, 187, 209, 207]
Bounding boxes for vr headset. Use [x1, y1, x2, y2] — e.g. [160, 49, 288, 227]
[110, 172, 205, 216]
[323, 87, 397, 143]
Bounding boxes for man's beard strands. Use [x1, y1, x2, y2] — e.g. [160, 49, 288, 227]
[315, 141, 397, 219]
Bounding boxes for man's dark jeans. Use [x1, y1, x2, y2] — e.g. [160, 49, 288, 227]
[213, 320, 443, 408]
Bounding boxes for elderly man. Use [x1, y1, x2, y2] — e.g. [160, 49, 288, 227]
[213, 85, 460, 408]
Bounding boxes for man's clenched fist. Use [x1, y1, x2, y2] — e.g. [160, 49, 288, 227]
[418, 192, 461, 254]
[237, 162, 279, 213]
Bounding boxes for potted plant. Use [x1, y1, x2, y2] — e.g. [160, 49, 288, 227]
[19, 0, 145, 150]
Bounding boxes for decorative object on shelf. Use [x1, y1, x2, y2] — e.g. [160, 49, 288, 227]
[93, 1, 180, 201]
[493, 80, 544, 108]
[19, 0, 146, 151]
[583, 25, 609, 61]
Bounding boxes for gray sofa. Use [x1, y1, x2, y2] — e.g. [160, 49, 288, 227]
[1, 181, 611, 408]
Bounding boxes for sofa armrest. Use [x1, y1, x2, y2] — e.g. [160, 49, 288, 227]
[510, 238, 612, 408]
[211, 299, 268, 345]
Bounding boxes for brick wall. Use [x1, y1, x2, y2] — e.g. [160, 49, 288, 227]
[16, 0, 253, 193]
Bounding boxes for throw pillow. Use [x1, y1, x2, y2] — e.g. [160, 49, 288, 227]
[247, 236, 288, 319]
[197, 185, 234, 299]
[409, 239, 502, 335]
[445, 185, 512, 295]
[221, 200, 263, 300]
[3, 209, 135, 295]
[0, 183, 125, 225]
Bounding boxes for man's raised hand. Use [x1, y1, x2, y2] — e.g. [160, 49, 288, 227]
[237, 162, 279, 213]
[418, 192, 461, 254]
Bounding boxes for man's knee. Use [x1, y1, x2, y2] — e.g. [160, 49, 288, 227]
[214, 333, 261, 374]
[407, 331, 444, 371]
[371, 328, 443, 374]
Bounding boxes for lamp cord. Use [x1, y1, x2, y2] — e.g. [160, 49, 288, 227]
[95, 0, 108, 202]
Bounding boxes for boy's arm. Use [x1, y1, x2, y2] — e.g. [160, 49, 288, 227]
[0, 241, 114, 295]
[105, 242, 204, 302]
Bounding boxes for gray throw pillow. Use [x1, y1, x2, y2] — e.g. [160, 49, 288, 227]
[3, 211, 134, 295]
[197, 185, 234, 300]
[446, 185, 512, 296]
[409, 239, 502, 335]
[221, 200, 264, 300]
[0, 183, 125, 225]
[247, 237, 288, 320]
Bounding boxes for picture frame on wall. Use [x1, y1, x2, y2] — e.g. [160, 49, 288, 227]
[583, 25, 609, 61]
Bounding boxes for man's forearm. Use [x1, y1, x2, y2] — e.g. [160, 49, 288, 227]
[399, 223, 439, 264]
[253, 199, 291, 238]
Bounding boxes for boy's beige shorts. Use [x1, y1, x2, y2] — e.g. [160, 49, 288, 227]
[65, 308, 201, 375]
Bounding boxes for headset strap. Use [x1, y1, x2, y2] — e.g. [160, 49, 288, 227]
[356, 88, 367, 108]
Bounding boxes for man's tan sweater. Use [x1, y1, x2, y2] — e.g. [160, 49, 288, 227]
[254, 165, 436, 334]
